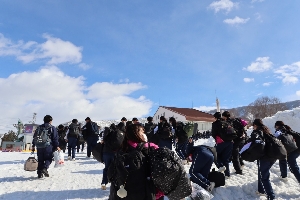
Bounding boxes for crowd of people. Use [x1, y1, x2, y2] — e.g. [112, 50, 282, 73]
[31, 112, 300, 200]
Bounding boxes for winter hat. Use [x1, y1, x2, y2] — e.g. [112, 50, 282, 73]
[275, 121, 285, 127]
[121, 117, 127, 121]
[85, 117, 91, 121]
[222, 111, 230, 118]
[213, 112, 221, 119]
[72, 119, 78, 123]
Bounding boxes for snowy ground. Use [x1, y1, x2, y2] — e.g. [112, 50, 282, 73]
[0, 138, 299, 200]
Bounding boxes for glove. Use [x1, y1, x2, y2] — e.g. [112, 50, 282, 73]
[32, 147, 35, 152]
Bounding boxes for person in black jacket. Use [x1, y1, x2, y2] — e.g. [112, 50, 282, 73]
[32, 115, 60, 178]
[169, 117, 188, 160]
[156, 116, 173, 149]
[101, 124, 118, 190]
[274, 121, 300, 184]
[84, 117, 99, 158]
[144, 116, 158, 145]
[117, 117, 127, 132]
[222, 111, 245, 175]
[65, 119, 80, 161]
[57, 124, 67, 153]
[249, 119, 276, 200]
[186, 137, 216, 192]
[211, 112, 232, 178]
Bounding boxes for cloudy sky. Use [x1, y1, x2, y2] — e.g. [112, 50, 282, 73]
[0, 0, 300, 131]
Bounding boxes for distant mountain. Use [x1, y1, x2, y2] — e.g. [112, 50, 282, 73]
[207, 100, 300, 118]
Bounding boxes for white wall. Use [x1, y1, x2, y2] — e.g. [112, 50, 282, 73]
[153, 107, 186, 124]
[196, 121, 213, 131]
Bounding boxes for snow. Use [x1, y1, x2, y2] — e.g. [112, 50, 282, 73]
[0, 143, 299, 200]
[263, 107, 300, 134]
[1, 108, 300, 200]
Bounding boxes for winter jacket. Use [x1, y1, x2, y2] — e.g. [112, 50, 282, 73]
[32, 123, 59, 151]
[186, 142, 218, 164]
[247, 129, 277, 162]
[102, 128, 116, 154]
[65, 123, 80, 139]
[175, 124, 188, 144]
[211, 119, 222, 140]
[108, 141, 163, 200]
[85, 121, 98, 138]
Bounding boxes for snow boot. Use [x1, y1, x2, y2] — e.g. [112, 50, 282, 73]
[42, 168, 49, 177]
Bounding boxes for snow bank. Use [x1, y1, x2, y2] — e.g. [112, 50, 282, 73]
[263, 107, 300, 134]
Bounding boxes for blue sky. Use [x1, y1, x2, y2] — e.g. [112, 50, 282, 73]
[0, 0, 300, 129]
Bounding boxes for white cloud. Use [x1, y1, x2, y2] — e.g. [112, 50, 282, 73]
[224, 16, 250, 25]
[254, 13, 263, 22]
[251, 0, 264, 3]
[194, 106, 217, 112]
[262, 82, 273, 86]
[274, 62, 300, 84]
[0, 67, 152, 127]
[244, 57, 273, 73]
[243, 78, 254, 83]
[0, 33, 82, 65]
[256, 92, 263, 96]
[208, 0, 238, 13]
[296, 91, 300, 96]
[78, 63, 91, 70]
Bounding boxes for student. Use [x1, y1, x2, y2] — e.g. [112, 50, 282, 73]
[211, 112, 232, 178]
[274, 121, 300, 184]
[117, 117, 127, 132]
[108, 123, 163, 200]
[186, 137, 216, 192]
[32, 115, 60, 178]
[65, 119, 80, 161]
[57, 124, 67, 153]
[222, 111, 245, 175]
[84, 117, 99, 158]
[249, 119, 276, 200]
[156, 116, 173, 150]
[169, 117, 188, 160]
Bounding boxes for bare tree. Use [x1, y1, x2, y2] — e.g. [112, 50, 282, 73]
[246, 96, 287, 120]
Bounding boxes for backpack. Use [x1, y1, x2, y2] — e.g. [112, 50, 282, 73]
[92, 142, 104, 163]
[103, 125, 125, 151]
[148, 147, 192, 199]
[277, 130, 298, 154]
[144, 122, 156, 135]
[68, 124, 80, 138]
[288, 130, 300, 153]
[220, 120, 237, 141]
[33, 125, 52, 148]
[240, 140, 265, 162]
[208, 168, 225, 187]
[232, 118, 246, 138]
[184, 122, 197, 138]
[158, 122, 172, 139]
[264, 132, 287, 160]
[108, 143, 155, 200]
[91, 122, 99, 135]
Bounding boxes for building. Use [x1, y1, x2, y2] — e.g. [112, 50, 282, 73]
[153, 106, 215, 131]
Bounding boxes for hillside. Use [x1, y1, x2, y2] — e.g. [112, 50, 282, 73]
[207, 99, 300, 118]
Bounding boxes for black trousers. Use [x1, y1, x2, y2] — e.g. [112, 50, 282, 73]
[232, 138, 245, 173]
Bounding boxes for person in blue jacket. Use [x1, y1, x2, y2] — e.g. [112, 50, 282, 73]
[186, 137, 217, 192]
[32, 115, 59, 178]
